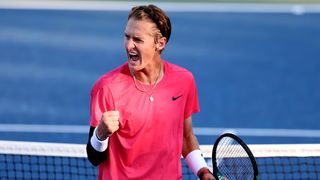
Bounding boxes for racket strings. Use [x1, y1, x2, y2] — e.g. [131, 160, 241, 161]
[216, 137, 254, 180]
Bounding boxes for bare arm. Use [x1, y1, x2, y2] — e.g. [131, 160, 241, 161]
[182, 116, 200, 157]
[182, 116, 215, 180]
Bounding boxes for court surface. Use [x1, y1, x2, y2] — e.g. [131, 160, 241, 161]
[0, 2, 320, 145]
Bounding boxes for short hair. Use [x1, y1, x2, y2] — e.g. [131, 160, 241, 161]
[128, 4, 172, 43]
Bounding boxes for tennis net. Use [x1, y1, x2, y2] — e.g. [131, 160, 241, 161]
[0, 140, 319, 179]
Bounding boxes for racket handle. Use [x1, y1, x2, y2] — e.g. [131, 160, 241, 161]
[215, 171, 223, 180]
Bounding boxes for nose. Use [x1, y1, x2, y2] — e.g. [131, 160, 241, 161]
[124, 38, 135, 51]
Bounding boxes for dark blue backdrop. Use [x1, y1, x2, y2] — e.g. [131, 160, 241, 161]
[0, 8, 319, 144]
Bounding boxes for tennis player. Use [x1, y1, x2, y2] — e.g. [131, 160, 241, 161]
[86, 4, 215, 180]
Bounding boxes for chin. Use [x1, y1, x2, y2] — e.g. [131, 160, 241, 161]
[128, 63, 140, 72]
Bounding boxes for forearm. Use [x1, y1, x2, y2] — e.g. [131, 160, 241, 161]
[86, 111, 119, 166]
[86, 126, 108, 166]
[182, 116, 201, 157]
[182, 132, 200, 157]
[183, 134, 208, 175]
[183, 117, 213, 179]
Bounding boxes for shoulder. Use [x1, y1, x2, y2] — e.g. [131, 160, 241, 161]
[163, 60, 195, 81]
[91, 63, 130, 95]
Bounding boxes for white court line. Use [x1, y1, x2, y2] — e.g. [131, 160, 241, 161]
[193, 127, 320, 137]
[0, 124, 320, 138]
[0, 1, 320, 14]
[0, 124, 88, 134]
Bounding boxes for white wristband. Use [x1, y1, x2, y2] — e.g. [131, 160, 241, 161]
[90, 127, 109, 152]
[185, 149, 208, 176]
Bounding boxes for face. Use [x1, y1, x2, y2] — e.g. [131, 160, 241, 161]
[124, 18, 164, 72]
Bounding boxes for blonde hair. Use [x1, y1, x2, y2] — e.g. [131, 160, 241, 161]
[128, 4, 171, 44]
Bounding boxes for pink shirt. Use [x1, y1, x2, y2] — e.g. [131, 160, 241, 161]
[90, 60, 200, 179]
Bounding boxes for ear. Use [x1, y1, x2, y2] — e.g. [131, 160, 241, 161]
[156, 37, 167, 51]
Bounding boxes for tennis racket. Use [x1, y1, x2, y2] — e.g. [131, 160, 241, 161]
[212, 133, 258, 180]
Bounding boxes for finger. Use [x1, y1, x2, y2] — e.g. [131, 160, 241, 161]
[102, 111, 119, 119]
[115, 120, 119, 126]
[107, 110, 119, 117]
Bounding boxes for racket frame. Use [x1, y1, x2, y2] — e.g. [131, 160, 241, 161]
[211, 133, 259, 180]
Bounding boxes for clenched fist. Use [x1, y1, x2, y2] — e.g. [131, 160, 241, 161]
[96, 111, 120, 140]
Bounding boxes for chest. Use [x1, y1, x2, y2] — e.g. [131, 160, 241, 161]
[111, 81, 188, 136]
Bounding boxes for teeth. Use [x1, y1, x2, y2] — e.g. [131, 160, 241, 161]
[129, 52, 138, 55]
[128, 51, 139, 61]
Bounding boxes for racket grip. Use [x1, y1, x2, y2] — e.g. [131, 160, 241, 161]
[216, 171, 223, 180]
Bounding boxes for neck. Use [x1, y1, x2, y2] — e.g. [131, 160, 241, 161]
[131, 61, 164, 85]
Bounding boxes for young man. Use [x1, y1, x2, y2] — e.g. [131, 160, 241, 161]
[86, 4, 215, 180]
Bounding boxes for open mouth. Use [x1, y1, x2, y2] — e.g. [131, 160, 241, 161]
[128, 52, 140, 62]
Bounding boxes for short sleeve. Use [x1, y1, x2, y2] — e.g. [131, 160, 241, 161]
[89, 85, 115, 127]
[184, 75, 200, 119]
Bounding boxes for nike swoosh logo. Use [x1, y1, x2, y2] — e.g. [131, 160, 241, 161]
[172, 95, 183, 101]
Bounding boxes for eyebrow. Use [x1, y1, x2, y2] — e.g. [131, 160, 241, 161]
[124, 32, 144, 39]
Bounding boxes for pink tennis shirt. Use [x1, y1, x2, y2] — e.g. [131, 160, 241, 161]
[90, 60, 200, 179]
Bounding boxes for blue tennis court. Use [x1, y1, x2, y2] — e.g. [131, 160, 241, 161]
[0, 2, 320, 145]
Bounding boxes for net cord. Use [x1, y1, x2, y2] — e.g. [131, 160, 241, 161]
[1, 140, 320, 158]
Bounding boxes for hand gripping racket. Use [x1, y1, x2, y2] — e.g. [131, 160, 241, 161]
[212, 133, 258, 180]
